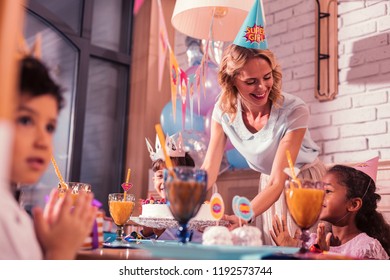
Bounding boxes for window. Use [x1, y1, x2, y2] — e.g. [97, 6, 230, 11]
[23, 0, 133, 212]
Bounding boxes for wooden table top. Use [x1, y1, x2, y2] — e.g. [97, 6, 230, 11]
[77, 246, 354, 260]
[77, 248, 155, 260]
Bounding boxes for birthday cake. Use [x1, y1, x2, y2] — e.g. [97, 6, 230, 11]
[140, 197, 216, 221]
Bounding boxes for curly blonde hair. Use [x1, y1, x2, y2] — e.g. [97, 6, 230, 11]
[218, 45, 283, 120]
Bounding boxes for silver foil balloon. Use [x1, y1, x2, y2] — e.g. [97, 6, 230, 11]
[170, 130, 230, 174]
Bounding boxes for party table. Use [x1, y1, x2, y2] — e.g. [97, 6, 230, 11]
[76, 242, 332, 260]
[77, 247, 154, 260]
[77, 243, 355, 260]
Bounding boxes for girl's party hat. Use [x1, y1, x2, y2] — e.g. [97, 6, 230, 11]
[145, 132, 185, 161]
[353, 156, 379, 183]
[233, 0, 268, 50]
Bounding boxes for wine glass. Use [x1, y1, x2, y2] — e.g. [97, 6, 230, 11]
[58, 182, 91, 205]
[164, 166, 207, 244]
[108, 193, 135, 246]
[285, 179, 325, 253]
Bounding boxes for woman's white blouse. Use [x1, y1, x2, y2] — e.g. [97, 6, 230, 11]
[212, 92, 320, 175]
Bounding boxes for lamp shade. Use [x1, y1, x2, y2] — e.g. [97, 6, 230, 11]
[171, 0, 254, 42]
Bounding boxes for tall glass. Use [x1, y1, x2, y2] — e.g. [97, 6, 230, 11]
[108, 193, 135, 246]
[164, 166, 207, 243]
[285, 179, 325, 253]
[58, 182, 91, 205]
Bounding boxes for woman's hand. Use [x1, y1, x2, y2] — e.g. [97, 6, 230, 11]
[33, 188, 97, 259]
[270, 214, 300, 247]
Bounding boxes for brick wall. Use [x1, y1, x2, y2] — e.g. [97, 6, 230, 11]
[266, 0, 390, 164]
[174, 0, 390, 165]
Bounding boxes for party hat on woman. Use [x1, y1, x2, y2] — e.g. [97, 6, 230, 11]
[233, 0, 268, 50]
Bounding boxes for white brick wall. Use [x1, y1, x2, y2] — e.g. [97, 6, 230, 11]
[174, 0, 390, 165]
[331, 0, 390, 163]
[265, 0, 390, 164]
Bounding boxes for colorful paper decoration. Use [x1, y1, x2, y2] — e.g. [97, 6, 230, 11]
[232, 195, 254, 222]
[210, 193, 225, 220]
[156, 0, 223, 131]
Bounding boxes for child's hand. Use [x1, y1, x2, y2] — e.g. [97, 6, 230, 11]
[33, 188, 97, 259]
[315, 222, 331, 251]
[270, 214, 300, 247]
[223, 214, 248, 230]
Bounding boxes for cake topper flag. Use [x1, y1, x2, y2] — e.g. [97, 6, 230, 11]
[210, 193, 225, 225]
[233, 0, 268, 50]
[232, 195, 254, 227]
[353, 156, 379, 183]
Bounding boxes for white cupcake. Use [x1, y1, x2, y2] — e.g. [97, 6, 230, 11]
[202, 226, 233, 246]
[231, 225, 263, 246]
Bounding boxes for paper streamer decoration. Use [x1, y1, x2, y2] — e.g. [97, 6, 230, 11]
[157, 0, 168, 91]
[232, 195, 253, 222]
[156, 0, 222, 131]
[133, 0, 145, 15]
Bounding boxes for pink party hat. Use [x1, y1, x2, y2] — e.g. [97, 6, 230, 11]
[353, 156, 379, 183]
[233, 0, 268, 50]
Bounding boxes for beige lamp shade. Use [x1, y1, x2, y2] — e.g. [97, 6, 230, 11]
[171, 0, 254, 42]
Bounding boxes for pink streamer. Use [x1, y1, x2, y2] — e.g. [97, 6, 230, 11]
[133, 0, 145, 15]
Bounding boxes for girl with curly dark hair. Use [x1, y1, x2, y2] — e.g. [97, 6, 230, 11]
[315, 164, 390, 259]
[271, 160, 390, 259]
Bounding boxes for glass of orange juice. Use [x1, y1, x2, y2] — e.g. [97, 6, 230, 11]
[58, 182, 91, 205]
[285, 179, 325, 253]
[108, 193, 135, 246]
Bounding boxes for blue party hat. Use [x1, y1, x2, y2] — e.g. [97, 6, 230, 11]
[233, 0, 268, 50]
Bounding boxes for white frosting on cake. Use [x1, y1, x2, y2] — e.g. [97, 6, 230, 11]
[140, 203, 216, 221]
[140, 204, 173, 218]
[202, 226, 233, 245]
[231, 225, 263, 246]
[194, 204, 216, 221]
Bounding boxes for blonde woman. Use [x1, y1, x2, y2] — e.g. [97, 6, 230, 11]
[201, 45, 326, 245]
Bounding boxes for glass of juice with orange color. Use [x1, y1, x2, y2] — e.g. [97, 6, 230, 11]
[108, 193, 135, 246]
[285, 179, 325, 253]
[58, 182, 91, 205]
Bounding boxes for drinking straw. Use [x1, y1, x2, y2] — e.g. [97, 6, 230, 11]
[124, 168, 131, 200]
[285, 150, 301, 188]
[155, 124, 175, 172]
[51, 155, 68, 189]
[126, 168, 131, 183]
